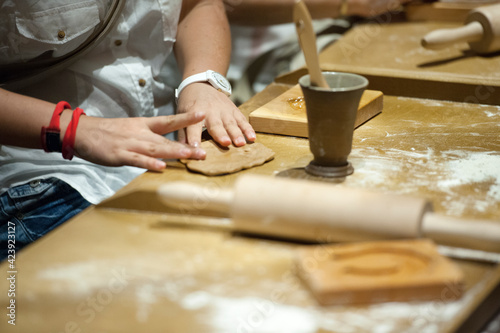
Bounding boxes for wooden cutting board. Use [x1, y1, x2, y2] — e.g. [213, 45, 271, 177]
[295, 239, 465, 306]
[249, 84, 383, 138]
[276, 22, 500, 105]
[405, 1, 499, 22]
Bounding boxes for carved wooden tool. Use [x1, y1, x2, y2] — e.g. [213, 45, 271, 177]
[158, 174, 500, 253]
[421, 3, 500, 54]
[295, 239, 465, 305]
[293, 0, 329, 88]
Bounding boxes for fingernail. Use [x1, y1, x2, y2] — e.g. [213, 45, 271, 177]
[194, 111, 205, 119]
[221, 136, 231, 145]
[155, 160, 166, 169]
[248, 132, 256, 141]
[180, 148, 192, 157]
[191, 141, 199, 148]
[235, 137, 246, 146]
[196, 148, 206, 159]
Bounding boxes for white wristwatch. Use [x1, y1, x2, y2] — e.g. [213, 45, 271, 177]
[175, 70, 232, 103]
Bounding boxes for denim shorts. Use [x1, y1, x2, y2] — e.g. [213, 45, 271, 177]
[0, 177, 91, 261]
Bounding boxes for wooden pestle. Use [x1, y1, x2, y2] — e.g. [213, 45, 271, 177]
[422, 3, 500, 54]
[294, 0, 329, 88]
[158, 174, 500, 253]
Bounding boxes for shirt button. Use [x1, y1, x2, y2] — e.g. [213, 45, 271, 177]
[29, 180, 41, 188]
[138, 79, 146, 87]
[15, 212, 24, 220]
[58, 30, 66, 39]
[114, 40, 122, 46]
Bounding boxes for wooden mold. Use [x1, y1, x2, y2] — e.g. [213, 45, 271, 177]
[249, 84, 383, 138]
[295, 239, 465, 306]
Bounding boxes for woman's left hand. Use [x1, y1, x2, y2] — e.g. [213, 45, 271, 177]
[176, 82, 256, 147]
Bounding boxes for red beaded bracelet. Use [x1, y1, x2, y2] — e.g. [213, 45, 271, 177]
[62, 107, 86, 160]
[41, 101, 71, 153]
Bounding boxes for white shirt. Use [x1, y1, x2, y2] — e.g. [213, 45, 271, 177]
[0, 0, 182, 204]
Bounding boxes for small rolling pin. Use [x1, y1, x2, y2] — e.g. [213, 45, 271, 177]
[421, 3, 500, 54]
[158, 174, 500, 252]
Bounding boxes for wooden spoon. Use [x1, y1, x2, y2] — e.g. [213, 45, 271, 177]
[293, 0, 329, 88]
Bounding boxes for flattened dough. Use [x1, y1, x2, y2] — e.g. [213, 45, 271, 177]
[181, 141, 275, 176]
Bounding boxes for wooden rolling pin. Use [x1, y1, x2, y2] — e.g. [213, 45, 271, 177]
[421, 3, 500, 54]
[158, 174, 500, 252]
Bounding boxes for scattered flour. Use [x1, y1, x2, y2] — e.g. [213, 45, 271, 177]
[484, 110, 500, 118]
[173, 287, 474, 333]
[34, 243, 489, 333]
[197, 295, 318, 333]
[181, 290, 211, 310]
[37, 261, 112, 295]
[437, 151, 500, 190]
[351, 147, 500, 216]
[135, 284, 158, 322]
[396, 96, 445, 107]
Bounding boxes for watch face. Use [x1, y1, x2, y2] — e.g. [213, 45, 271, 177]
[212, 72, 231, 91]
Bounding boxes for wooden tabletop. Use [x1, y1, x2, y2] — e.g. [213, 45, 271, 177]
[1, 21, 500, 333]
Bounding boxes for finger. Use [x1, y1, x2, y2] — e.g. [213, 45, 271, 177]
[137, 140, 206, 161]
[185, 122, 204, 148]
[132, 138, 205, 160]
[145, 112, 205, 135]
[177, 128, 187, 144]
[190, 147, 207, 160]
[118, 150, 168, 171]
[234, 112, 257, 143]
[206, 120, 231, 147]
[222, 117, 246, 147]
[243, 126, 256, 142]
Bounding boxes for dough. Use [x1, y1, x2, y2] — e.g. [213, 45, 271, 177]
[181, 140, 275, 176]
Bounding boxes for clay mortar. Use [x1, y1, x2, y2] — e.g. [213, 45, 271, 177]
[299, 72, 368, 177]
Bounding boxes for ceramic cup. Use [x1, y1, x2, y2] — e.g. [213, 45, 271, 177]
[299, 72, 368, 178]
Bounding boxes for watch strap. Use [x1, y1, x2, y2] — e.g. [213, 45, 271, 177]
[175, 72, 208, 102]
[175, 70, 231, 103]
[41, 101, 72, 153]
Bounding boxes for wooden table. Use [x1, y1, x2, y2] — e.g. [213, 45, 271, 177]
[1, 22, 500, 333]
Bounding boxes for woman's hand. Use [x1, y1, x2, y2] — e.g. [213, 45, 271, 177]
[176, 82, 256, 147]
[74, 111, 207, 171]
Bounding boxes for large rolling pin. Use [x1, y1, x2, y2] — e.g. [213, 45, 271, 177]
[421, 3, 500, 54]
[158, 174, 500, 252]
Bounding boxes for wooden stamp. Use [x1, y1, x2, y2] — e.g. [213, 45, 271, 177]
[295, 239, 464, 305]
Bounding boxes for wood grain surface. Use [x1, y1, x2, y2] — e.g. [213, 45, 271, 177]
[3, 84, 498, 333]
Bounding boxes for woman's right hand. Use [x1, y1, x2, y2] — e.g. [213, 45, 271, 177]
[74, 111, 207, 171]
